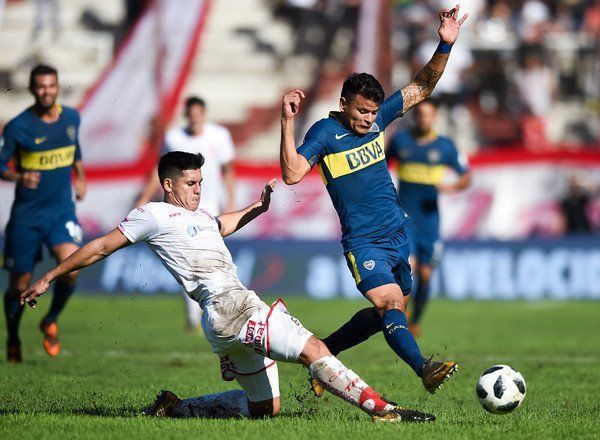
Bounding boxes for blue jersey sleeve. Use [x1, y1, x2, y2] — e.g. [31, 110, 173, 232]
[297, 121, 327, 168]
[445, 139, 469, 174]
[378, 91, 404, 130]
[0, 122, 17, 174]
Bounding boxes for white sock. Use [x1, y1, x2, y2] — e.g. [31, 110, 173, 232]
[309, 356, 394, 415]
[171, 390, 250, 418]
[181, 291, 200, 328]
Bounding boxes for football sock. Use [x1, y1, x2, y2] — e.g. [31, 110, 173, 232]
[4, 290, 24, 346]
[181, 291, 201, 329]
[309, 355, 394, 416]
[44, 279, 75, 324]
[412, 277, 430, 324]
[171, 390, 250, 418]
[382, 309, 426, 375]
[322, 307, 381, 356]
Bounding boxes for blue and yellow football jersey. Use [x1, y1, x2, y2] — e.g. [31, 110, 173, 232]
[297, 91, 408, 251]
[0, 105, 82, 218]
[387, 129, 469, 238]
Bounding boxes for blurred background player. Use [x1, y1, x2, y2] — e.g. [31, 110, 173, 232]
[387, 100, 471, 337]
[136, 96, 236, 333]
[0, 64, 86, 363]
[279, 6, 467, 394]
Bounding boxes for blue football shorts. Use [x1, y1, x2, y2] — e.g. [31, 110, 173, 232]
[344, 228, 413, 296]
[3, 208, 82, 274]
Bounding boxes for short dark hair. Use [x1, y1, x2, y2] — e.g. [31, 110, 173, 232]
[158, 151, 205, 183]
[341, 73, 384, 105]
[184, 96, 206, 111]
[419, 98, 439, 109]
[29, 64, 58, 89]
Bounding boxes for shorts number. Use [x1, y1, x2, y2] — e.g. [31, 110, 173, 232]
[65, 221, 83, 244]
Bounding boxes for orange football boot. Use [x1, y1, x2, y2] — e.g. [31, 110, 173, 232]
[40, 321, 60, 357]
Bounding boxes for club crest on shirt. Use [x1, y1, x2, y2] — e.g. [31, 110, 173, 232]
[363, 260, 375, 270]
[187, 225, 198, 237]
[67, 125, 76, 142]
[427, 149, 441, 163]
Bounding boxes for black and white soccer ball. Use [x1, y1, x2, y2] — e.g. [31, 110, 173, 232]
[476, 365, 526, 414]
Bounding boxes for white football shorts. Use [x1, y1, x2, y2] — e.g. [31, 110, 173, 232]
[203, 298, 313, 402]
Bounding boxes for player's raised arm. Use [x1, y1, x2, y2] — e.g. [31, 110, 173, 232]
[20, 228, 131, 307]
[400, 5, 468, 114]
[217, 179, 276, 237]
[280, 90, 311, 185]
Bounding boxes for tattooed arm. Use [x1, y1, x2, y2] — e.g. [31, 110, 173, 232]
[401, 5, 468, 114]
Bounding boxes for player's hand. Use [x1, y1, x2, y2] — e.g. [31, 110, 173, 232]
[259, 178, 277, 211]
[436, 183, 456, 193]
[74, 177, 87, 201]
[20, 171, 41, 189]
[438, 4, 468, 44]
[20, 277, 50, 309]
[282, 90, 306, 119]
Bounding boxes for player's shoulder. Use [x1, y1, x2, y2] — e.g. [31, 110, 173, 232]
[306, 117, 337, 139]
[4, 108, 32, 132]
[436, 135, 457, 151]
[59, 105, 81, 123]
[204, 121, 230, 136]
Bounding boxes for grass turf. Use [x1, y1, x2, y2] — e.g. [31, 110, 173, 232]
[1, 296, 599, 439]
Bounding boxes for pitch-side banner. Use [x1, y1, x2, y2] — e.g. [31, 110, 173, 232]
[78, 0, 209, 166]
[0, 152, 599, 238]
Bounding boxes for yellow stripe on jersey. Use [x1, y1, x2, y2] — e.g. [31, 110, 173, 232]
[397, 162, 446, 185]
[317, 163, 328, 185]
[321, 133, 385, 179]
[347, 251, 362, 284]
[19, 145, 76, 170]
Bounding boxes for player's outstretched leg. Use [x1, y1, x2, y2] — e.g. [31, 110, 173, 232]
[40, 275, 76, 357]
[321, 307, 381, 356]
[367, 284, 457, 394]
[4, 272, 31, 363]
[144, 389, 252, 418]
[302, 336, 435, 422]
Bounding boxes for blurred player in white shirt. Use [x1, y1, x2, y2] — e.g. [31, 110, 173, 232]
[21, 151, 434, 422]
[137, 97, 236, 332]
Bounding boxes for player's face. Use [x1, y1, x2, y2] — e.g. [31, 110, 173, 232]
[30, 74, 60, 109]
[186, 104, 206, 133]
[414, 102, 437, 134]
[340, 94, 380, 136]
[169, 169, 202, 211]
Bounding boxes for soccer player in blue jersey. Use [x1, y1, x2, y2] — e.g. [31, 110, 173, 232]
[1, 64, 86, 362]
[388, 100, 471, 337]
[279, 6, 467, 394]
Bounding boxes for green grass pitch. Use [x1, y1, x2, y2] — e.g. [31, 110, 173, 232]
[1, 296, 599, 439]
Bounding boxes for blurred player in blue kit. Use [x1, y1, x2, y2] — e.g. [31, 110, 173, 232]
[1, 64, 86, 362]
[279, 5, 468, 394]
[388, 100, 471, 337]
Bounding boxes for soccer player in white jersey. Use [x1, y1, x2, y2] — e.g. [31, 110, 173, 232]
[20, 151, 435, 422]
[136, 96, 236, 333]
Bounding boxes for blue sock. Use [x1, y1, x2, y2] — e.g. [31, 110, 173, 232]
[4, 290, 24, 346]
[412, 277, 430, 324]
[382, 309, 426, 375]
[44, 280, 76, 324]
[322, 307, 381, 356]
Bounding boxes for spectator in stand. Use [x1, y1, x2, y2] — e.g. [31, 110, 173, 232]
[515, 45, 557, 149]
[560, 175, 592, 234]
[34, 0, 61, 41]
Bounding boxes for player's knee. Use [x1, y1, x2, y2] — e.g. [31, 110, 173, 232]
[58, 271, 78, 285]
[372, 291, 406, 313]
[9, 274, 32, 295]
[298, 336, 331, 366]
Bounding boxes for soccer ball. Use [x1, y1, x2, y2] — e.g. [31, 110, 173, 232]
[476, 365, 526, 414]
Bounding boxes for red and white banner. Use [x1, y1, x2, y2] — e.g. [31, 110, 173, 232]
[79, 0, 210, 170]
[2, 150, 600, 239]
